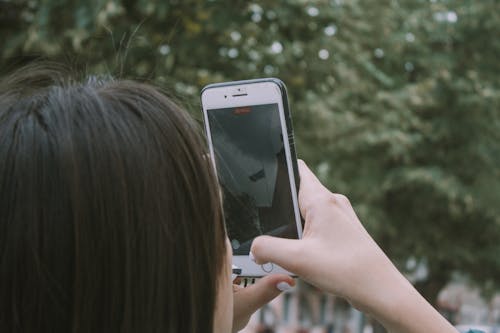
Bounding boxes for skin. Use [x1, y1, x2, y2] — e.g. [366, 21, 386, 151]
[214, 160, 457, 333]
[213, 240, 295, 333]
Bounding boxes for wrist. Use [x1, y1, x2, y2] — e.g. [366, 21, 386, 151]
[348, 259, 412, 320]
[364, 270, 417, 327]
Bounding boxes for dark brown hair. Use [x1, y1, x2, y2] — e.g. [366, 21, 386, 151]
[0, 63, 226, 332]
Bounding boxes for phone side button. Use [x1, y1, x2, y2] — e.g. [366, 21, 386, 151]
[261, 263, 274, 273]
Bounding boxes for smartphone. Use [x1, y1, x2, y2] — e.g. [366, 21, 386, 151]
[201, 78, 302, 277]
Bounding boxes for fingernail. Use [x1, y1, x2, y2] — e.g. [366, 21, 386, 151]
[249, 251, 255, 262]
[276, 282, 293, 292]
[231, 265, 241, 282]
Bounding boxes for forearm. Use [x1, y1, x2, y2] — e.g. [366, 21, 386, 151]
[365, 269, 457, 333]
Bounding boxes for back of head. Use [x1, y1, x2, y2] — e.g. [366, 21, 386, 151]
[0, 63, 226, 332]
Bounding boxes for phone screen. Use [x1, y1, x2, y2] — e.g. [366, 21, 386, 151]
[207, 103, 298, 255]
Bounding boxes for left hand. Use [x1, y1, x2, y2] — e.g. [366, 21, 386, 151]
[232, 274, 295, 332]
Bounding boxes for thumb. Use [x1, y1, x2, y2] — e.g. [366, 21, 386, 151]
[232, 274, 295, 332]
[234, 274, 294, 312]
[251, 235, 302, 275]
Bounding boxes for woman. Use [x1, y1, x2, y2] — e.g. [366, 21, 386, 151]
[0, 64, 456, 332]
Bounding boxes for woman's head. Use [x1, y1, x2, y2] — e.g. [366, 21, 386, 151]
[0, 63, 230, 332]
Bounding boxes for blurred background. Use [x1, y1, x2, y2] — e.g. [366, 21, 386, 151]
[1, 0, 499, 331]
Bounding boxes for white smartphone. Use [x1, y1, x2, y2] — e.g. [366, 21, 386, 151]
[201, 78, 303, 277]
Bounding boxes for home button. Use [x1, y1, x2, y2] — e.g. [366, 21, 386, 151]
[261, 263, 274, 273]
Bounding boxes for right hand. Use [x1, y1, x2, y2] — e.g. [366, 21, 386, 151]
[250, 160, 402, 312]
[251, 161, 458, 333]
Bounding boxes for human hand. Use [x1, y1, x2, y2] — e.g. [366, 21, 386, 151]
[250, 160, 398, 309]
[232, 274, 294, 333]
[250, 160, 457, 333]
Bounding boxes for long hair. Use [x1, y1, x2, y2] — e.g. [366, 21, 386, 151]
[0, 63, 226, 332]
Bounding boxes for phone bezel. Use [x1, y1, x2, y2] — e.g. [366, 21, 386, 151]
[201, 79, 302, 277]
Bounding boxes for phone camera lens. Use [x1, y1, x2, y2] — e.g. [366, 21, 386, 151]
[224, 95, 227, 98]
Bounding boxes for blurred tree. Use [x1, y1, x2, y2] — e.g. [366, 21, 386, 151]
[295, 0, 500, 304]
[1, 0, 499, 307]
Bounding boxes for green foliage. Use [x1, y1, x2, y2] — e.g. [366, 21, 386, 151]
[1, 0, 499, 300]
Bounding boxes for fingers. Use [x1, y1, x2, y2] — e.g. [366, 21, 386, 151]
[297, 159, 324, 197]
[233, 274, 294, 314]
[251, 235, 302, 274]
[297, 159, 330, 219]
[232, 274, 295, 332]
